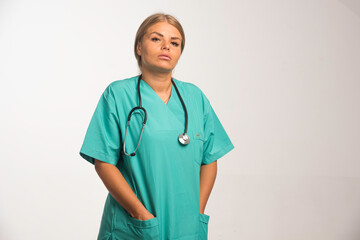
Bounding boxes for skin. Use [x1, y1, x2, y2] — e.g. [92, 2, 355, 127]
[200, 161, 217, 214]
[94, 21, 217, 221]
[136, 21, 182, 102]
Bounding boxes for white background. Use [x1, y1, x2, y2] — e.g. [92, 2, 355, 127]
[1, 0, 360, 239]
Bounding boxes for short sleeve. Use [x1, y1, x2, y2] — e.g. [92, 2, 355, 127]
[201, 94, 235, 165]
[79, 85, 122, 166]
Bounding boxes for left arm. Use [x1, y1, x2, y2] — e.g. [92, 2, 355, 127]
[199, 160, 217, 214]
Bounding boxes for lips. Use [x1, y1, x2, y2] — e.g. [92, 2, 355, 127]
[158, 54, 171, 60]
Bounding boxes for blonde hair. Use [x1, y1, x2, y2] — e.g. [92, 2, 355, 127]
[134, 13, 185, 69]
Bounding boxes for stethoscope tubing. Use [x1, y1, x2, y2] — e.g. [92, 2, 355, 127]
[122, 74, 189, 157]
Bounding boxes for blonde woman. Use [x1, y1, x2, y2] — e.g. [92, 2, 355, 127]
[80, 12, 234, 240]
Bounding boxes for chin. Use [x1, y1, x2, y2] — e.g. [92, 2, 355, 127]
[154, 64, 175, 72]
[143, 61, 175, 73]
[157, 67, 174, 73]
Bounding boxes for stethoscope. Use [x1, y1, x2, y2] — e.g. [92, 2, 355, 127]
[122, 74, 190, 157]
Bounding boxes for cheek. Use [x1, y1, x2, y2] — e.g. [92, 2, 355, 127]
[141, 47, 150, 56]
[173, 52, 181, 62]
[140, 43, 153, 55]
[144, 48, 160, 60]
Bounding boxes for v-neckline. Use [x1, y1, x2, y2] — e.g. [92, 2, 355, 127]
[140, 77, 175, 107]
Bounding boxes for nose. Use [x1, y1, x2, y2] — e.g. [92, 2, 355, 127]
[162, 41, 170, 50]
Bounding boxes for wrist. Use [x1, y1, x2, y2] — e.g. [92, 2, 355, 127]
[132, 206, 149, 218]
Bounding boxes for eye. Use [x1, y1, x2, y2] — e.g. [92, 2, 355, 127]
[151, 37, 160, 42]
[172, 42, 179, 47]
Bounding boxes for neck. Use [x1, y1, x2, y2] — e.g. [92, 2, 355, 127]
[140, 67, 173, 93]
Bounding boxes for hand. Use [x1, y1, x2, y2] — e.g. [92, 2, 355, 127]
[132, 210, 155, 221]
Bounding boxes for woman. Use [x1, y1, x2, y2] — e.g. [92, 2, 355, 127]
[80, 13, 234, 240]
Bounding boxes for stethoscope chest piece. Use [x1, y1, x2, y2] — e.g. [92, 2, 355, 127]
[178, 133, 190, 145]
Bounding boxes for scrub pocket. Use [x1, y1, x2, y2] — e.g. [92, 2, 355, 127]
[192, 131, 205, 165]
[199, 213, 210, 240]
[127, 215, 160, 240]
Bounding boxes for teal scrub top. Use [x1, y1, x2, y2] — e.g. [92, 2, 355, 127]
[79, 75, 234, 240]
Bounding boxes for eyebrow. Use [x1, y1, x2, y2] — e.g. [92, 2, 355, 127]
[149, 31, 181, 41]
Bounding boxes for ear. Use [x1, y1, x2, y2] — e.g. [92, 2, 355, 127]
[136, 42, 142, 56]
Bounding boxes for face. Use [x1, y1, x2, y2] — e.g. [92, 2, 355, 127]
[137, 21, 182, 73]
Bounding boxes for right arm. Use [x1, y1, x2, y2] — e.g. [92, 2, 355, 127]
[94, 159, 155, 220]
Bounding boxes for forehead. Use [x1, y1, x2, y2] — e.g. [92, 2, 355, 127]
[146, 22, 181, 39]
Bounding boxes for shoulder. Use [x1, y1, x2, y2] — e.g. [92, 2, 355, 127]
[108, 75, 137, 91]
[172, 77, 211, 112]
[101, 75, 138, 98]
[173, 77, 198, 90]
[172, 77, 206, 98]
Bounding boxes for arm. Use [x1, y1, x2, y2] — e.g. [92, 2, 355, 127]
[94, 159, 154, 220]
[199, 160, 218, 214]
